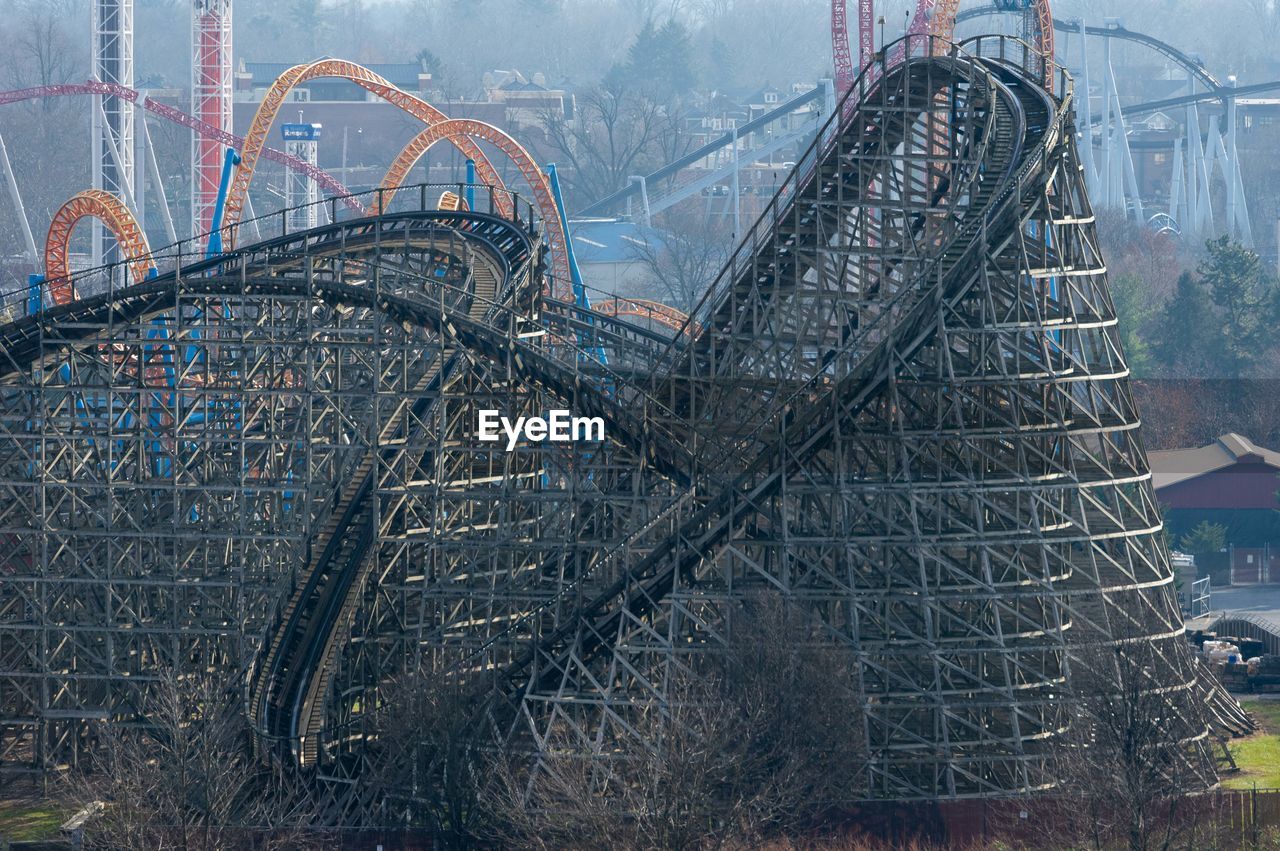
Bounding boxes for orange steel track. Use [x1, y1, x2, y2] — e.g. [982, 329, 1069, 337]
[221, 59, 497, 239]
[593, 297, 697, 336]
[219, 59, 571, 297]
[373, 119, 525, 216]
[372, 118, 572, 296]
[45, 61, 602, 305]
[44, 189, 154, 304]
[41, 191, 189, 390]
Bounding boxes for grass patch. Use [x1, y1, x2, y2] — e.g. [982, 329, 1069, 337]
[1243, 698, 1280, 732]
[1222, 699, 1280, 790]
[0, 799, 66, 841]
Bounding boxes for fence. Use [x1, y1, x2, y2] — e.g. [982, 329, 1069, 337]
[1193, 575, 1214, 617]
[831, 789, 1280, 847]
[1228, 544, 1280, 585]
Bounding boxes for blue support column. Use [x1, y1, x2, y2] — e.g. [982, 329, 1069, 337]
[548, 163, 608, 367]
[206, 147, 241, 258]
[26, 274, 42, 316]
[547, 164, 588, 309]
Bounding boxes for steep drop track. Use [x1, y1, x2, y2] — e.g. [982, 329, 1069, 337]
[0, 37, 1243, 804]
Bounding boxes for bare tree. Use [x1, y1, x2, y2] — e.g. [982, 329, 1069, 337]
[366, 659, 505, 846]
[539, 82, 673, 207]
[634, 204, 734, 309]
[0, 1, 89, 287]
[487, 594, 868, 850]
[1025, 617, 1219, 851]
[62, 668, 328, 850]
[8, 3, 77, 91]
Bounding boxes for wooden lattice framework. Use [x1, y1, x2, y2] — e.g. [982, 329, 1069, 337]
[0, 39, 1243, 812]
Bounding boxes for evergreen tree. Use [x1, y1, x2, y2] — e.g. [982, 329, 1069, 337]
[616, 18, 697, 100]
[415, 48, 448, 94]
[624, 18, 661, 79]
[416, 48, 445, 78]
[653, 19, 696, 96]
[289, 0, 323, 57]
[1178, 520, 1226, 559]
[1197, 235, 1276, 379]
[1108, 273, 1153, 378]
[1151, 270, 1220, 377]
[707, 36, 737, 92]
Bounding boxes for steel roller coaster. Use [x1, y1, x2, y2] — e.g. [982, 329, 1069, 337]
[0, 80, 359, 209]
[0, 32, 1247, 813]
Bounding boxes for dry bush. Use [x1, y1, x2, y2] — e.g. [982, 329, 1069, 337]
[485, 594, 868, 850]
[365, 656, 507, 846]
[62, 668, 329, 850]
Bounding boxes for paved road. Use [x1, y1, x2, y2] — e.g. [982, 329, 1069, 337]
[1201, 584, 1280, 627]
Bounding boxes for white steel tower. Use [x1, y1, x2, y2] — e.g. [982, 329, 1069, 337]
[281, 123, 322, 232]
[91, 0, 135, 266]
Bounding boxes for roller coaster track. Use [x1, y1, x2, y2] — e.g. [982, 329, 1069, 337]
[0, 37, 1240, 800]
[498, 38, 1234, 797]
[910, 0, 1054, 81]
[3, 68, 574, 300]
[0, 80, 360, 211]
[0, 212, 532, 380]
[372, 118, 548, 222]
[44, 190, 154, 302]
[592, 297, 695, 335]
[1111, 80, 1280, 120]
[956, 6, 1222, 96]
[246, 225, 513, 764]
[576, 85, 824, 217]
[955, 8, 1280, 120]
[0, 209, 713, 768]
[221, 61, 572, 296]
[502, 44, 1047, 716]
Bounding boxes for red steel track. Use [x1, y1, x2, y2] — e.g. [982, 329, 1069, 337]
[0, 80, 362, 212]
[834, 1, 1055, 91]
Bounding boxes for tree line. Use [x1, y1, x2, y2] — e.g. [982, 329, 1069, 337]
[1100, 216, 1280, 450]
[1114, 235, 1279, 382]
[53, 593, 1269, 851]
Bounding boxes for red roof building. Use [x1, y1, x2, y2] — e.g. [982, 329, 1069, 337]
[1149, 433, 1280, 583]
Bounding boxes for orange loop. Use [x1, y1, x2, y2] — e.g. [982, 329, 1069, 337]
[374, 118, 572, 298]
[594, 297, 697, 336]
[44, 189, 153, 305]
[373, 124, 510, 219]
[223, 59, 500, 246]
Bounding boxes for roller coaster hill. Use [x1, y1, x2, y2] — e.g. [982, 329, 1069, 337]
[0, 35, 1249, 809]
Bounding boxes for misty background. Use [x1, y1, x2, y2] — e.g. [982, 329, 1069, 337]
[4, 0, 1280, 452]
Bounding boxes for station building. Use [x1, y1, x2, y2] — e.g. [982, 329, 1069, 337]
[1150, 433, 1280, 583]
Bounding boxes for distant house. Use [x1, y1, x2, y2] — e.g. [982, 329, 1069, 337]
[236, 59, 431, 101]
[743, 84, 785, 113]
[683, 94, 750, 151]
[1149, 433, 1280, 583]
[568, 219, 661, 297]
[482, 70, 572, 128]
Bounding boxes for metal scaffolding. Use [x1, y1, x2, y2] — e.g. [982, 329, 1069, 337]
[90, 0, 135, 266]
[0, 36, 1244, 807]
[192, 0, 233, 239]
